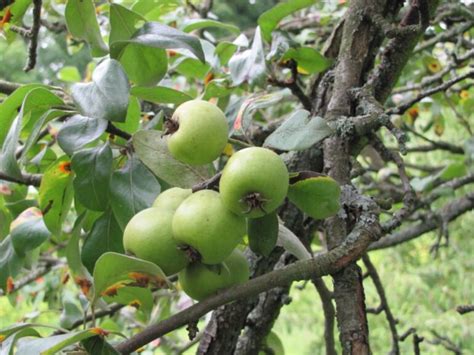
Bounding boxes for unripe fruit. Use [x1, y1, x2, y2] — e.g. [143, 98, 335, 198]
[219, 147, 289, 218]
[152, 187, 192, 211]
[166, 100, 228, 166]
[179, 249, 249, 301]
[123, 208, 188, 276]
[172, 190, 245, 264]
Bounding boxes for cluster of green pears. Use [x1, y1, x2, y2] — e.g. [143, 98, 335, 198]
[123, 100, 289, 301]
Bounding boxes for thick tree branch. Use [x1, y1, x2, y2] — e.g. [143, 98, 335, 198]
[116, 210, 381, 354]
[456, 304, 474, 315]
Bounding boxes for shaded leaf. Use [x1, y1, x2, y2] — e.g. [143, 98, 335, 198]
[264, 110, 332, 151]
[102, 286, 153, 316]
[0, 236, 24, 292]
[71, 144, 113, 211]
[133, 130, 211, 188]
[109, 156, 161, 230]
[10, 207, 50, 256]
[71, 59, 130, 122]
[81, 209, 124, 274]
[111, 22, 205, 63]
[57, 115, 108, 156]
[248, 212, 279, 256]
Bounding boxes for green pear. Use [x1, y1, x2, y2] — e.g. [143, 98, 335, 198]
[152, 187, 192, 212]
[179, 249, 249, 301]
[166, 100, 229, 166]
[123, 207, 188, 276]
[172, 190, 245, 264]
[220, 147, 289, 218]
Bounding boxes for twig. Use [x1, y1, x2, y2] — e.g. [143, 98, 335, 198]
[106, 122, 132, 141]
[403, 124, 465, 154]
[389, 70, 474, 115]
[428, 330, 462, 355]
[191, 172, 222, 193]
[312, 277, 337, 355]
[363, 254, 400, 354]
[0, 80, 22, 95]
[269, 60, 313, 112]
[456, 304, 474, 315]
[24, 0, 42, 72]
[413, 334, 424, 355]
[228, 137, 253, 148]
[0, 171, 42, 187]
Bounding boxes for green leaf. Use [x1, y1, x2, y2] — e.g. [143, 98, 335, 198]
[109, 4, 145, 44]
[16, 329, 105, 355]
[281, 47, 332, 74]
[114, 96, 141, 135]
[258, 0, 315, 42]
[439, 161, 466, 180]
[277, 224, 311, 260]
[229, 27, 266, 86]
[65, 0, 108, 57]
[0, 88, 64, 179]
[38, 156, 74, 236]
[65, 213, 91, 279]
[109, 156, 161, 230]
[71, 144, 113, 211]
[111, 22, 205, 63]
[57, 115, 108, 156]
[247, 212, 279, 256]
[0, 236, 24, 292]
[102, 286, 153, 316]
[0, 84, 44, 146]
[10, 207, 51, 257]
[215, 41, 238, 66]
[71, 59, 130, 122]
[203, 78, 233, 100]
[57, 66, 82, 83]
[287, 174, 341, 220]
[264, 110, 332, 151]
[133, 130, 212, 188]
[109, 4, 167, 86]
[81, 209, 124, 274]
[92, 252, 168, 303]
[0, 116, 22, 179]
[0, 327, 41, 355]
[181, 19, 240, 34]
[59, 298, 83, 330]
[173, 57, 211, 80]
[0, 197, 13, 239]
[21, 109, 68, 162]
[120, 44, 168, 86]
[131, 86, 193, 105]
[9, 0, 33, 26]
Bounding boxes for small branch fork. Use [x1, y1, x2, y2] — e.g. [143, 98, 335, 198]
[269, 59, 313, 112]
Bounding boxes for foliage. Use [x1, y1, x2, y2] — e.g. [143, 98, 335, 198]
[0, 0, 473, 354]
